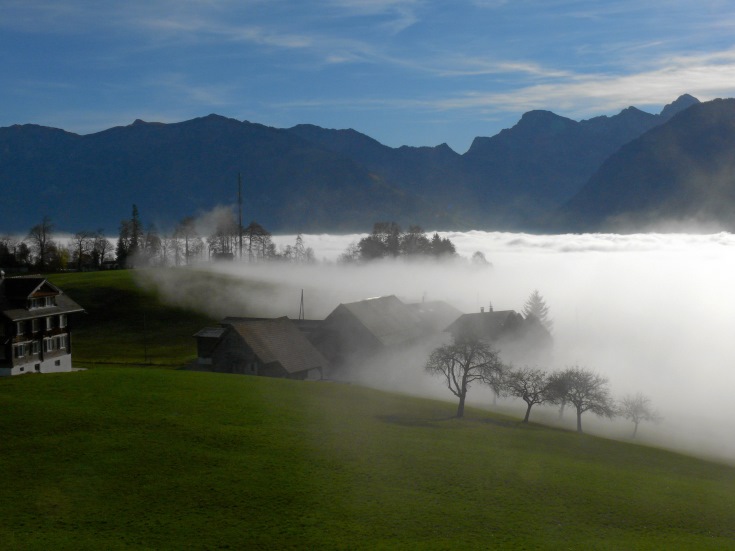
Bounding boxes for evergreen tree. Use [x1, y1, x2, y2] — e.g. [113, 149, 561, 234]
[522, 289, 553, 332]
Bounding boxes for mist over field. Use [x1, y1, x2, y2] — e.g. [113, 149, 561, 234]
[143, 231, 735, 463]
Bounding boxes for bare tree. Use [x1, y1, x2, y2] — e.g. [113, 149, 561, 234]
[71, 231, 94, 271]
[27, 215, 54, 270]
[175, 216, 199, 265]
[482, 362, 506, 406]
[338, 241, 361, 264]
[502, 366, 551, 423]
[548, 366, 616, 433]
[425, 336, 504, 418]
[92, 231, 113, 268]
[242, 221, 271, 261]
[0, 235, 24, 268]
[619, 393, 661, 438]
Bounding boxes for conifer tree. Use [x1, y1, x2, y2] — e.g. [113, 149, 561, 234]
[522, 289, 552, 332]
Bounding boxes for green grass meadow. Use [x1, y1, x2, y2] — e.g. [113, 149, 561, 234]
[2, 369, 734, 550]
[2, 270, 733, 549]
[48, 270, 215, 367]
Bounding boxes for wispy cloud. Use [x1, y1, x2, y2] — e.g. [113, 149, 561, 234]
[402, 46, 735, 117]
[324, 0, 422, 33]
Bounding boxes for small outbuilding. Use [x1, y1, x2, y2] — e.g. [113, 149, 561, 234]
[194, 317, 328, 380]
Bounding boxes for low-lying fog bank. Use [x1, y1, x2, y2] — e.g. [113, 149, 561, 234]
[142, 231, 735, 464]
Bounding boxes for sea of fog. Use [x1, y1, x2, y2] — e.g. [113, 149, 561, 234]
[142, 231, 735, 464]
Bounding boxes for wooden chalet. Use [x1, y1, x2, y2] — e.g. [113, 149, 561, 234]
[314, 295, 428, 369]
[0, 275, 85, 376]
[194, 317, 328, 380]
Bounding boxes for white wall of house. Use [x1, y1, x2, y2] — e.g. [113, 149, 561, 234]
[0, 353, 73, 376]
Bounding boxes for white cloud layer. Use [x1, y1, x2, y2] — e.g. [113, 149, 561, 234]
[144, 231, 735, 464]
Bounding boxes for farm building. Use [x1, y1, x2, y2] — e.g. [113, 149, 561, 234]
[0, 274, 85, 376]
[445, 307, 553, 365]
[194, 317, 328, 380]
[313, 295, 428, 369]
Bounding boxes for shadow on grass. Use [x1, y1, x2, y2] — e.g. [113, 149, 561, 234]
[376, 414, 458, 428]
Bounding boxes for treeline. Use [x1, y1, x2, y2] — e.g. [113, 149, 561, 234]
[0, 216, 114, 273]
[0, 206, 316, 273]
[2, 211, 475, 273]
[338, 222, 458, 263]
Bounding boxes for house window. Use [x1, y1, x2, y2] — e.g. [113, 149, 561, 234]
[43, 338, 54, 353]
[59, 314, 67, 329]
[13, 343, 27, 358]
[55, 360, 61, 367]
[31, 341, 40, 355]
[16, 321, 25, 336]
[29, 298, 41, 309]
[55, 335, 67, 350]
[46, 317, 54, 330]
[32, 318, 40, 333]
[45, 296, 55, 307]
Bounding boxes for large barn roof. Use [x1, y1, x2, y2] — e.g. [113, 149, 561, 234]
[407, 300, 463, 333]
[336, 295, 424, 347]
[227, 317, 329, 375]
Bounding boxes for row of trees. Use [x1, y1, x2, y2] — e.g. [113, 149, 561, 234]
[338, 222, 458, 263]
[2, 208, 318, 272]
[1, 216, 114, 272]
[425, 336, 660, 436]
[5, 213, 480, 272]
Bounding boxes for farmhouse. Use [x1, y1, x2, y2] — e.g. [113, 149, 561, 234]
[313, 295, 426, 368]
[445, 307, 553, 365]
[0, 274, 85, 376]
[194, 317, 328, 380]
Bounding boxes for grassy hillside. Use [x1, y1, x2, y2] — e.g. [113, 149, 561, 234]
[47, 270, 215, 367]
[1, 368, 734, 550]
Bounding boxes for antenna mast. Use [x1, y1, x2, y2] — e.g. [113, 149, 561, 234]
[238, 172, 243, 260]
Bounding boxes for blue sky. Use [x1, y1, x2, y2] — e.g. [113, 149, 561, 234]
[3, 0, 735, 152]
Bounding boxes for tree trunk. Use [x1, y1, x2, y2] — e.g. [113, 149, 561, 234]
[456, 392, 466, 418]
[523, 403, 532, 423]
[632, 421, 639, 439]
[576, 409, 583, 433]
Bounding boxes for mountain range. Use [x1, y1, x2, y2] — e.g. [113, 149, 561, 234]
[4, 92, 734, 235]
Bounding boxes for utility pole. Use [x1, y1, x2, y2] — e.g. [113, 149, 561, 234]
[299, 289, 305, 320]
[238, 173, 243, 260]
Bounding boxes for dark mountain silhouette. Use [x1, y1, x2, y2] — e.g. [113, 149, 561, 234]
[0, 115, 424, 233]
[290, 95, 699, 229]
[460, 95, 700, 226]
[0, 94, 704, 234]
[556, 98, 735, 231]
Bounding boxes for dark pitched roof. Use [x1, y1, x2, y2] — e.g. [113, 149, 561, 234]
[193, 327, 227, 339]
[407, 300, 463, 333]
[334, 295, 424, 347]
[226, 317, 329, 375]
[0, 276, 85, 322]
[444, 310, 524, 341]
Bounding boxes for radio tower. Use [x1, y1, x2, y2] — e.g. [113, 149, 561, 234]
[238, 172, 243, 260]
